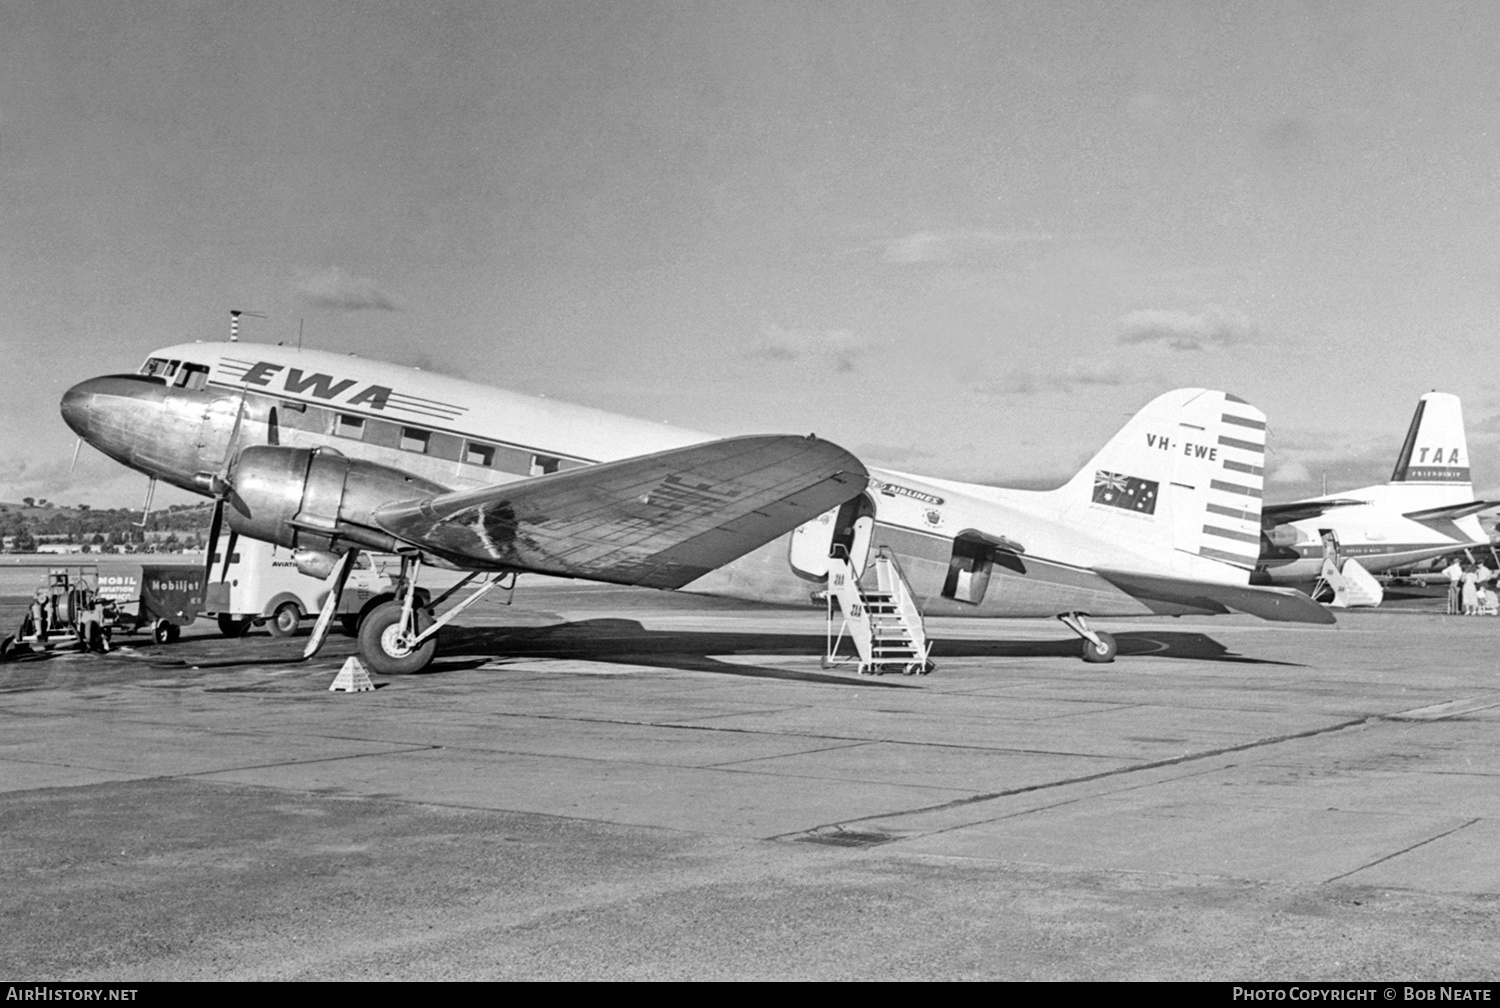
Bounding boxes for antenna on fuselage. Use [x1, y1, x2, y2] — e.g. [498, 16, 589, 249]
[228, 309, 267, 342]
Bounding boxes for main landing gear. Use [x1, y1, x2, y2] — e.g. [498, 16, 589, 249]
[1057, 612, 1117, 664]
[301, 549, 516, 676]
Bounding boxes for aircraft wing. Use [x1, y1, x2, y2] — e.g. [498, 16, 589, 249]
[1261, 499, 1369, 527]
[1093, 568, 1337, 624]
[1401, 500, 1500, 523]
[371, 434, 869, 588]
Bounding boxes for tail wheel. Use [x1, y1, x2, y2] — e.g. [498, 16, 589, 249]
[357, 600, 437, 675]
[267, 602, 302, 638]
[1081, 631, 1117, 664]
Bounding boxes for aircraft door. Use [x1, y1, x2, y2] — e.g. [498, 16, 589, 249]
[788, 494, 875, 580]
[1318, 528, 1342, 566]
[941, 532, 995, 605]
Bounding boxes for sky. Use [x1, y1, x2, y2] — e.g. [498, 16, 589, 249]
[5, 0, 1500, 510]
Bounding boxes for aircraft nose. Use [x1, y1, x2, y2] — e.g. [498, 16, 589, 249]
[60, 378, 103, 438]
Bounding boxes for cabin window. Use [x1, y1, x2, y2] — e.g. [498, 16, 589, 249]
[464, 442, 495, 467]
[141, 357, 171, 380]
[531, 454, 561, 476]
[334, 414, 365, 440]
[400, 427, 430, 453]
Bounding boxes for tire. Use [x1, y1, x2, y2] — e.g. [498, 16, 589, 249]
[357, 600, 437, 675]
[268, 602, 302, 638]
[1081, 631, 1117, 664]
[338, 614, 360, 637]
[217, 614, 253, 637]
[152, 620, 180, 645]
[1, 635, 13, 662]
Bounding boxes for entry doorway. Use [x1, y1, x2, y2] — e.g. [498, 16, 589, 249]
[788, 494, 875, 580]
[941, 532, 997, 605]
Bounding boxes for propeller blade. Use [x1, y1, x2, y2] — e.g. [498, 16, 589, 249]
[218, 528, 239, 583]
[217, 394, 249, 479]
[304, 550, 358, 660]
[202, 499, 225, 585]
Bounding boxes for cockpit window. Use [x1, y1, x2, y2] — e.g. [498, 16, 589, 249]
[141, 357, 172, 381]
[176, 363, 210, 390]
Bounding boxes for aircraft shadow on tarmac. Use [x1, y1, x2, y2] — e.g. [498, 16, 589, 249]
[430, 618, 1301, 684]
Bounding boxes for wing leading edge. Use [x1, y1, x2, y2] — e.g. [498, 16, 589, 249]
[372, 434, 869, 588]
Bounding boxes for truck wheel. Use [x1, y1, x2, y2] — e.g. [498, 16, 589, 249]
[217, 614, 252, 637]
[152, 620, 180, 645]
[268, 602, 302, 638]
[357, 601, 437, 675]
[338, 614, 360, 636]
[1, 636, 13, 662]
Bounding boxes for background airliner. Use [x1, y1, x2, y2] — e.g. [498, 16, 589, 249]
[61, 342, 1330, 674]
[1256, 392, 1498, 588]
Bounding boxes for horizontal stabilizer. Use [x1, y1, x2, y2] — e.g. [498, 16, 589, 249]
[1402, 500, 1500, 523]
[1261, 499, 1368, 527]
[372, 434, 869, 589]
[1094, 568, 1337, 624]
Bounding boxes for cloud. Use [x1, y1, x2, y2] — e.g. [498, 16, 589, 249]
[1116, 308, 1259, 351]
[745, 324, 872, 373]
[968, 363, 1133, 397]
[295, 267, 400, 312]
[882, 229, 1055, 265]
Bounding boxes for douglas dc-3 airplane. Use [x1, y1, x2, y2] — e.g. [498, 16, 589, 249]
[61, 341, 1331, 675]
[1256, 392, 1498, 588]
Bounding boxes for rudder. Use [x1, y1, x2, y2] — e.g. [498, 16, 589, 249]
[1389, 392, 1470, 484]
[1054, 389, 1265, 582]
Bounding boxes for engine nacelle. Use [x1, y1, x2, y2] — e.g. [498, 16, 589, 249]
[226, 445, 450, 555]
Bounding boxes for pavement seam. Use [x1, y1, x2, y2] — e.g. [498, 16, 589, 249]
[773, 714, 1377, 842]
[1322, 817, 1483, 883]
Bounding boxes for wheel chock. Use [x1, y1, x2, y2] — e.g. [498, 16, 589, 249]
[329, 656, 375, 693]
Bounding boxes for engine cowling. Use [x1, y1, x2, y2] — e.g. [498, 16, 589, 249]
[226, 445, 450, 555]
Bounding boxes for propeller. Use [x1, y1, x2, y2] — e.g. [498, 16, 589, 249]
[200, 393, 251, 587]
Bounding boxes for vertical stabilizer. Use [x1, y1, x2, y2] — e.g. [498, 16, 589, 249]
[1390, 392, 1470, 484]
[1054, 389, 1265, 582]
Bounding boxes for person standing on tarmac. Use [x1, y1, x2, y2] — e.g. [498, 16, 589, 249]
[1443, 558, 1464, 615]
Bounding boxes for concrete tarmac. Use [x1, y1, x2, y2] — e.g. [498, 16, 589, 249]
[2, 581, 1498, 980]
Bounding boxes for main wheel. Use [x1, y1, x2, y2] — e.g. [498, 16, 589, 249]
[357, 601, 437, 675]
[268, 602, 302, 638]
[217, 614, 252, 637]
[1081, 631, 1117, 664]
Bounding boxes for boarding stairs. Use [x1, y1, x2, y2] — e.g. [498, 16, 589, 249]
[824, 546, 934, 675]
[1313, 555, 1384, 608]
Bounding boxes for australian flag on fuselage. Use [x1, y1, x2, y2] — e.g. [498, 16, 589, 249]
[1092, 470, 1159, 515]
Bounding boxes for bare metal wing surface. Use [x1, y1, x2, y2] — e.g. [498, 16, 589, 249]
[371, 434, 869, 588]
[1093, 568, 1337, 624]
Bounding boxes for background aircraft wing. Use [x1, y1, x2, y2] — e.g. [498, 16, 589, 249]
[1260, 499, 1369, 527]
[1401, 500, 1500, 523]
[372, 435, 868, 588]
[1093, 568, 1337, 624]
